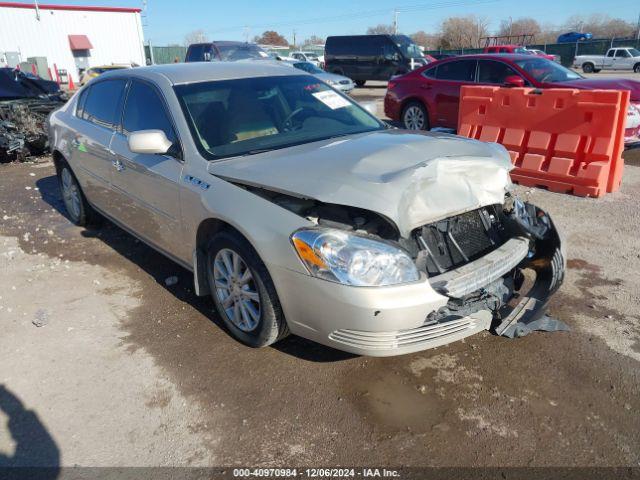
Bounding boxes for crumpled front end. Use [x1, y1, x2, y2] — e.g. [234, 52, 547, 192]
[409, 193, 565, 343]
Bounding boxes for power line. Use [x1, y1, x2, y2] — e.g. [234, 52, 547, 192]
[209, 0, 500, 34]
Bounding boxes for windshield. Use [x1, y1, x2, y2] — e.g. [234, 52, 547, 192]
[175, 75, 383, 160]
[629, 48, 640, 57]
[216, 44, 270, 61]
[304, 53, 319, 61]
[514, 57, 583, 83]
[391, 35, 423, 59]
[293, 62, 324, 74]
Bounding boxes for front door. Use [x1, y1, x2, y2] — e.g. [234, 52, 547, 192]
[108, 79, 184, 257]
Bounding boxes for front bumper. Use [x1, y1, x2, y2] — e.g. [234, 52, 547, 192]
[269, 206, 564, 357]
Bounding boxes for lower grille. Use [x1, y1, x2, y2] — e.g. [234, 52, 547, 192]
[329, 317, 482, 351]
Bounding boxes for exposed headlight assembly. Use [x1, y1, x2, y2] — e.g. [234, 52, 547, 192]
[291, 229, 420, 286]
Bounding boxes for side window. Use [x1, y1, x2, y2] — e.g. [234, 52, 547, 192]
[478, 60, 519, 84]
[75, 88, 89, 118]
[615, 49, 630, 58]
[122, 80, 178, 148]
[607, 50, 615, 57]
[186, 44, 204, 61]
[435, 60, 476, 81]
[82, 79, 127, 128]
[422, 66, 437, 79]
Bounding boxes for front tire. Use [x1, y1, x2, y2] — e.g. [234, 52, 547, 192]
[57, 161, 97, 226]
[206, 230, 289, 348]
[582, 63, 595, 73]
[402, 101, 429, 131]
[634, 64, 640, 73]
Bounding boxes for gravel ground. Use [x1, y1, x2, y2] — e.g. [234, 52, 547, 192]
[0, 147, 639, 468]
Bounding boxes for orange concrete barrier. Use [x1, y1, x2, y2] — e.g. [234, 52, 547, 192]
[458, 86, 629, 198]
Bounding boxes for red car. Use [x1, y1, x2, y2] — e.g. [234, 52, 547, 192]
[384, 54, 640, 144]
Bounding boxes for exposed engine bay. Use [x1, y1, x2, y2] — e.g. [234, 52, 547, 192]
[233, 180, 565, 337]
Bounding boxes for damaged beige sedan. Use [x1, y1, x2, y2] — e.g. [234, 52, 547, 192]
[47, 62, 565, 356]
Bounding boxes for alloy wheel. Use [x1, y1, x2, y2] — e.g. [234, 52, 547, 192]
[404, 105, 425, 130]
[213, 248, 261, 332]
[61, 168, 81, 221]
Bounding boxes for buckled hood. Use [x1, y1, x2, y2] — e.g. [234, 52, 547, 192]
[208, 130, 513, 237]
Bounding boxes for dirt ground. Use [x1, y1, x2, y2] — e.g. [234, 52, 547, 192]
[1, 145, 640, 468]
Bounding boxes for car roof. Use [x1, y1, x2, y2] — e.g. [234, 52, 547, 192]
[97, 61, 305, 85]
[433, 53, 535, 62]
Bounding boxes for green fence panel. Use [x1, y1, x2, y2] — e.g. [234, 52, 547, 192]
[146, 46, 188, 64]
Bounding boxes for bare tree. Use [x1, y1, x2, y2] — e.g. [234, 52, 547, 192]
[366, 24, 395, 35]
[438, 15, 490, 49]
[304, 35, 325, 46]
[253, 31, 289, 46]
[184, 29, 209, 46]
[410, 31, 441, 50]
[497, 17, 541, 38]
[563, 14, 636, 38]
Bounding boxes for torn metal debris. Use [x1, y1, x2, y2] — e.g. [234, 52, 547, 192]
[0, 68, 66, 161]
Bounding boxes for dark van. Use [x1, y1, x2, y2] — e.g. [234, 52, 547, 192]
[185, 41, 270, 62]
[324, 34, 427, 86]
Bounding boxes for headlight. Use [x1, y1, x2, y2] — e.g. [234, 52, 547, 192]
[291, 228, 420, 286]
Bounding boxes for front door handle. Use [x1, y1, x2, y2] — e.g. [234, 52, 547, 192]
[420, 84, 432, 90]
[112, 159, 125, 172]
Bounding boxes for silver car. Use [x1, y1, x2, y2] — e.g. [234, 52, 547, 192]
[280, 60, 354, 93]
[48, 62, 564, 356]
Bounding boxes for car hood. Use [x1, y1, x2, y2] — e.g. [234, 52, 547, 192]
[207, 130, 513, 237]
[550, 78, 640, 102]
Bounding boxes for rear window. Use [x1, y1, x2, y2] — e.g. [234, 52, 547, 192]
[82, 79, 127, 128]
[435, 60, 476, 81]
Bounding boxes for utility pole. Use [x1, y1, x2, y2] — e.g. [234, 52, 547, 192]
[293, 29, 296, 48]
[393, 9, 398, 34]
[243, 26, 250, 43]
[636, 12, 640, 40]
[33, 0, 40, 20]
[508, 16, 513, 37]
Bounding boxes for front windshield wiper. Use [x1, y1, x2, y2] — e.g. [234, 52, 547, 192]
[239, 148, 277, 156]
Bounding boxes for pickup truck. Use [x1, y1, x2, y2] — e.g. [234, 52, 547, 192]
[573, 47, 640, 73]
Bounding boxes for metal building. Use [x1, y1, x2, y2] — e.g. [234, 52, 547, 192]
[0, 2, 145, 83]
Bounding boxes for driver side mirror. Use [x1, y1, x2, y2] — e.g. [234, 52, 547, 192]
[128, 129, 173, 155]
[503, 75, 525, 88]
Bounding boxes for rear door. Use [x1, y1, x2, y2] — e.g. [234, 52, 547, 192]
[431, 59, 477, 128]
[67, 79, 127, 215]
[108, 79, 184, 257]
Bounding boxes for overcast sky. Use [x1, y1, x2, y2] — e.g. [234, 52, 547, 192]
[23, 0, 640, 44]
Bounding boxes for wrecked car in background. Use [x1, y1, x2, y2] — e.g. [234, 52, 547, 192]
[47, 62, 565, 356]
[1, 68, 66, 161]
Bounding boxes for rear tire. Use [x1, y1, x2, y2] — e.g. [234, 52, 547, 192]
[401, 101, 429, 131]
[206, 230, 289, 348]
[582, 63, 595, 73]
[634, 64, 640, 73]
[56, 160, 100, 227]
[355, 80, 366, 87]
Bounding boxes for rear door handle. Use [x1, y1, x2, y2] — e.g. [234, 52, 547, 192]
[420, 84, 432, 90]
[112, 159, 125, 172]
